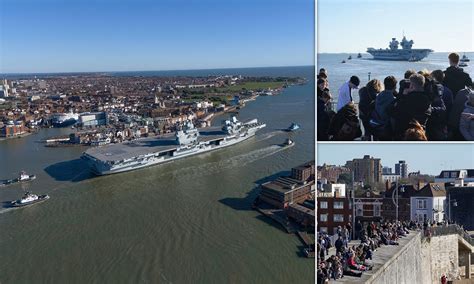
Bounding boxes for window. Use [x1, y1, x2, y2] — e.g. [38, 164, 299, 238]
[443, 172, 449, 178]
[334, 201, 344, 209]
[319, 227, 328, 233]
[417, 199, 427, 209]
[451, 172, 457, 178]
[334, 214, 344, 222]
[320, 201, 328, 209]
[320, 214, 328, 222]
[356, 204, 363, 216]
[374, 204, 381, 217]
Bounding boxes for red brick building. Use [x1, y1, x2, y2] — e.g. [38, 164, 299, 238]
[0, 123, 27, 137]
[317, 196, 352, 234]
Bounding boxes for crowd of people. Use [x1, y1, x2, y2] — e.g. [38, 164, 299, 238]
[317, 52, 474, 141]
[317, 220, 416, 283]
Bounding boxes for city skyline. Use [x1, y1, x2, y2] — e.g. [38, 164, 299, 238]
[317, 143, 474, 175]
[318, 0, 474, 53]
[0, 0, 314, 73]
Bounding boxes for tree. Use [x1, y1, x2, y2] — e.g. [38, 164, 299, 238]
[337, 173, 352, 184]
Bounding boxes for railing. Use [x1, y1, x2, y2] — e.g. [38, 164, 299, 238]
[423, 224, 474, 246]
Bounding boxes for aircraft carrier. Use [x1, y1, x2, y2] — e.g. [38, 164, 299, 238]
[367, 36, 433, 61]
[81, 116, 266, 175]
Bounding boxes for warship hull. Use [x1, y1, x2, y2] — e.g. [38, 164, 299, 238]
[367, 49, 433, 61]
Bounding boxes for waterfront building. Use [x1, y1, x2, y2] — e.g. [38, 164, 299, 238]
[317, 195, 351, 234]
[446, 184, 474, 230]
[286, 202, 315, 228]
[0, 121, 27, 137]
[259, 177, 314, 209]
[381, 184, 418, 222]
[291, 160, 315, 182]
[435, 169, 474, 184]
[354, 190, 383, 225]
[410, 183, 446, 223]
[395, 160, 408, 178]
[345, 155, 382, 184]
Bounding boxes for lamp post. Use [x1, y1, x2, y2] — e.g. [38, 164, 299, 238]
[391, 181, 405, 222]
[448, 193, 458, 223]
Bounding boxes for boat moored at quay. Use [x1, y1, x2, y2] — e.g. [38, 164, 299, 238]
[82, 117, 266, 175]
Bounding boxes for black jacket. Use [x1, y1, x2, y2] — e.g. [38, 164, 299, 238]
[328, 103, 362, 141]
[358, 86, 377, 121]
[444, 66, 473, 97]
[388, 91, 432, 139]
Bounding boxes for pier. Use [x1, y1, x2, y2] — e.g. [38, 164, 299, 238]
[255, 207, 297, 234]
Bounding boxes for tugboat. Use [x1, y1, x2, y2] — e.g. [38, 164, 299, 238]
[459, 62, 468, 67]
[357, 53, 362, 58]
[0, 171, 36, 186]
[286, 123, 300, 132]
[460, 54, 470, 62]
[10, 192, 50, 207]
[348, 55, 352, 60]
[282, 138, 294, 147]
[341, 60, 346, 64]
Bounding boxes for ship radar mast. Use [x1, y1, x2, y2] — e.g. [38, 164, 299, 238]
[400, 36, 414, 50]
[389, 38, 399, 50]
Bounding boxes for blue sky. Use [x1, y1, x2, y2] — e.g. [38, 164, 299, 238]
[0, 0, 314, 73]
[317, 143, 474, 175]
[318, 0, 474, 53]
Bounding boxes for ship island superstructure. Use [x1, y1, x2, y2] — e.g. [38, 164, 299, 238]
[82, 116, 266, 175]
[367, 36, 433, 61]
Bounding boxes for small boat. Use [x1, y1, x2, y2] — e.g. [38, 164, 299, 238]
[10, 192, 50, 207]
[0, 171, 36, 186]
[286, 123, 300, 132]
[348, 55, 352, 60]
[341, 60, 346, 64]
[460, 54, 470, 62]
[459, 62, 468, 67]
[282, 138, 294, 147]
[408, 56, 418, 62]
[357, 53, 362, 58]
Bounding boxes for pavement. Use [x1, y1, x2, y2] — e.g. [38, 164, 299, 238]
[324, 231, 419, 283]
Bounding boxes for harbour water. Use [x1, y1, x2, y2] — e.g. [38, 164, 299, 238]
[0, 66, 315, 283]
[318, 52, 474, 102]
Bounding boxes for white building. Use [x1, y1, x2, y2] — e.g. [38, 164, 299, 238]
[435, 169, 474, 184]
[410, 183, 446, 223]
[382, 174, 401, 183]
[317, 180, 346, 198]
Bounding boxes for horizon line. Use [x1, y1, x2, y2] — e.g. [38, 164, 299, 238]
[317, 51, 474, 54]
[0, 64, 315, 76]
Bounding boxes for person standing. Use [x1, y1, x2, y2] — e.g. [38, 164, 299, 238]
[388, 74, 432, 140]
[444, 53, 473, 98]
[336, 76, 360, 111]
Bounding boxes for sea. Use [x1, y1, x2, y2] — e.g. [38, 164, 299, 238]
[0, 66, 315, 283]
[317, 52, 474, 103]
